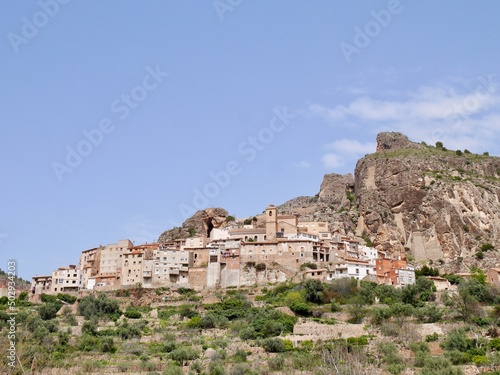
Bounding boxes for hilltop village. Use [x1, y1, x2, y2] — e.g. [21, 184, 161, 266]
[31, 204, 416, 296]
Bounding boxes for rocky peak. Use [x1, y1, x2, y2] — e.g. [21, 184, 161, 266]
[376, 132, 423, 152]
[158, 207, 229, 243]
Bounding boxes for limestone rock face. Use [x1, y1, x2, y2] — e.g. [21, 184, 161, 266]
[277, 173, 358, 236]
[158, 207, 229, 243]
[355, 132, 500, 272]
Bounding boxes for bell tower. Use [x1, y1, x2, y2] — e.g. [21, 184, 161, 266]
[266, 204, 277, 241]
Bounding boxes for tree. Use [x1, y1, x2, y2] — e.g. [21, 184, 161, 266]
[456, 150, 463, 156]
[436, 141, 444, 149]
[303, 279, 324, 304]
[38, 303, 60, 320]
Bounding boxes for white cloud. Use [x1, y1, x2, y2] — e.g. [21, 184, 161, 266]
[321, 153, 344, 169]
[310, 77, 500, 156]
[292, 160, 311, 169]
[321, 139, 376, 169]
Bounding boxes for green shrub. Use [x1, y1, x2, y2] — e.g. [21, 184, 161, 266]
[473, 355, 489, 366]
[56, 293, 77, 304]
[170, 347, 200, 365]
[425, 332, 439, 342]
[289, 301, 311, 316]
[77, 293, 121, 320]
[445, 349, 471, 365]
[440, 328, 471, 352]
[262, 338, 286, 353]
[481, 243, 495, 252]
[100, 337, 117, 353]
[232, 349, 247, 362]
[163, 363, 183, 375]
[77, 334, 100, 352]
[330, 298, 342, 312]
[268, 355, 285, 370]
[82, 317, 98, 335]
[124, 309, 142, 319]
[38, 302, 61, 320]
[300, 262, 317, 271]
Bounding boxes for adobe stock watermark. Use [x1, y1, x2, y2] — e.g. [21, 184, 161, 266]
[7, 0, 72, 54]
[339, 0, 405, 64]
[52, 65, 169, 182]
[434, 75, 496, 141]
[213, 0, 242, 21]
[178, 107, 296, 219]
[6, 260, 17, 370]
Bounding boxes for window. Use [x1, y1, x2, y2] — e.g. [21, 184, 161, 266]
[356, 269, 359, 274]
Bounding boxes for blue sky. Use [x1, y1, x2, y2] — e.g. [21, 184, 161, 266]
[1, 1, 499, 279]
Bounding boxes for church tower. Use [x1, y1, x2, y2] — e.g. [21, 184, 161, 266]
[266, 204, 277, 242]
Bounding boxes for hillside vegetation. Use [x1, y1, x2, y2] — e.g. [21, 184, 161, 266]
[3, 271, 500, 374]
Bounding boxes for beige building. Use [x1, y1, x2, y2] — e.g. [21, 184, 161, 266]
[121, 250, 144, 287]
[487, 268, 500, 286]
[51, 265, 83, 293]
[31, 275, 52, 295]
[180, 237, 207, 251]
[298, 221, 331, 240]
[153, 248, 192, 286]
[99, 239, 134, 276]
[78, 246, 101, 289]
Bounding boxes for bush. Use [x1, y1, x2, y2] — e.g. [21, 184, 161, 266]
[82, 317, 98, 335]
[232, 349, 247, 362]
[56, 293, 77, 304]
[445, 349, 471, 365]
[289, 301, 311, 316]
[440, 328, 471, 352]
[303, 279, 325, 304]
[472, 355, 488, 366]
[481, 243, 495, 252]
[38, 302, 60, 320]
[330, 298, 342, 312]
[77, 334, 100, 352]
[100, 337, 117, 353]
[262, 338, 286, 353]
[78, 294, 121, 320]
[170, 347, 200, 365]
[426, 332, 439, 342]
[268, 355, 285, 370]
[124, 309, 142, 319]
[300, 262, 317, 271]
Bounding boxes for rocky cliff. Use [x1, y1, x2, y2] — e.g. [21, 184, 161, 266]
[354, 132, 500, 272]
[158, 207, 229, 243]
[275, 132, 500, 272]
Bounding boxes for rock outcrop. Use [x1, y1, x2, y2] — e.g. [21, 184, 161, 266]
[355, 132, 500, 272]
[158, 207, 229, 243]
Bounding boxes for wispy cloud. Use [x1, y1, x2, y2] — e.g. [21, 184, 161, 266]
[292, 160, 311, 169]
[310, 76, 500, 155]
[321, 139, 376, 169]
